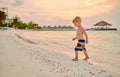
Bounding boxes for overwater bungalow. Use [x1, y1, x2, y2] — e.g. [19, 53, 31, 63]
[87, 20, 117, 31]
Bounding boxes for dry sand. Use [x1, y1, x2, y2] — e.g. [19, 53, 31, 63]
[0, 29, 119, 77]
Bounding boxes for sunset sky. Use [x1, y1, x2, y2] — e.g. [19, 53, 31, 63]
[0, 0, 120, 28]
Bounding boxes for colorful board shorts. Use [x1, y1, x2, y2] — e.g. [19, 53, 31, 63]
[74, 39, 86, 52]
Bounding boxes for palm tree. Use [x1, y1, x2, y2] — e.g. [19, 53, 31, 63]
[53, 25, 57, 29]
[68, 25, 74, 29]
[47, 25, 52, 29]
[27, 21, 39, 29]
[12, 16, 20, 29]
[62, 25, 67, 29]
[0, 10, 7, 27]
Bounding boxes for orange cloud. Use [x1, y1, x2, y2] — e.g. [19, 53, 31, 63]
[20, 0, 118, 20]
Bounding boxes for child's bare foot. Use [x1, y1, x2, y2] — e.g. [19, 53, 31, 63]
[72, 58, 78, 61]
[83, 57, 89, 61]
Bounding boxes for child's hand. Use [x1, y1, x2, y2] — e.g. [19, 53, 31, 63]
[72, 38, 76, 41]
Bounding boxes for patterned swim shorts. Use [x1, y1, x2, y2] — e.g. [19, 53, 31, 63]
[74, 39, 86, 52]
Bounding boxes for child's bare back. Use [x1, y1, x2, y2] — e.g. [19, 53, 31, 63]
[76, 26, 84, 40]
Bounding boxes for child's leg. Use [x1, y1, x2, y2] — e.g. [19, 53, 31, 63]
[75, 52, 78, 59]
[72, 52, 79, 61]
[83, 50, 89, 60]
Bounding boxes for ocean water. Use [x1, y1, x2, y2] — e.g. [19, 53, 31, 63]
[18, 29, 120, 74]
[86, 30, 120, 73]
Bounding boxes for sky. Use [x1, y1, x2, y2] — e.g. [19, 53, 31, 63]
[0, 0, 120, 28]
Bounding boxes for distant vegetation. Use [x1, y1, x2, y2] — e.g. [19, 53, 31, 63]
[8, 16, 74, 30]
[4, 16, 75, 30]
[8, 16, 41, 29]
[0, 10, 75, 30]
[41, 25, 75, 30]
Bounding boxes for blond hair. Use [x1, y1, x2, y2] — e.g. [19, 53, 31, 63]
[72, 16, 81, 23]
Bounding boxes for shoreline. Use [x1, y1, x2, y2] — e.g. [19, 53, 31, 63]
[1, 27, 119, 31]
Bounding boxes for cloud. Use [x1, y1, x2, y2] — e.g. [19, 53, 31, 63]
[0, 0, 119, 25]
[0, 0, 16, 5]
[18, 0, 119, 19]
[12, 0, 22, 6]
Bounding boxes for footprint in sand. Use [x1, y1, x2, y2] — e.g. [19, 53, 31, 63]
[10, 64, 14, 67]
[89, 71, 95, 75]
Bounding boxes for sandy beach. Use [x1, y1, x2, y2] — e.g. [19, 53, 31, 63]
[0, 29, 119, 77]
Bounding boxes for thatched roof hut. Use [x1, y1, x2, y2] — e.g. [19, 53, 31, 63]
[87, 20, 117, 31]
[93, 20, 112, 29]
[93, 20, 112, 26]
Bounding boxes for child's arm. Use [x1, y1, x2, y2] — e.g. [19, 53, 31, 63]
[72, 37, 77, 41]
[83, 29, 88, 43]
[72, 30, 78, 41]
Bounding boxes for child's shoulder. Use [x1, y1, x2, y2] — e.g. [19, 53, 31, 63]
[79, 27, 85, 31]
[80, 27, 86, 32]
